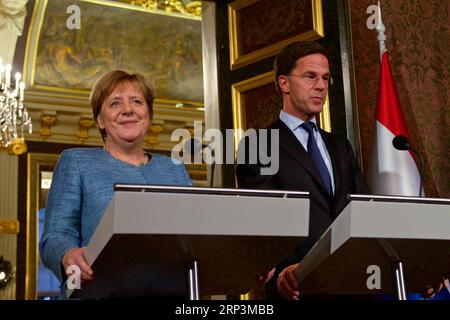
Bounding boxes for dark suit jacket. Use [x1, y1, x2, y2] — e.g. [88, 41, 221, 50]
[236, 119, 370, 299]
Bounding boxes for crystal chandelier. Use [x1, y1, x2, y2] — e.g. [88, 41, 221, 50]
[0, 59, 32, 153]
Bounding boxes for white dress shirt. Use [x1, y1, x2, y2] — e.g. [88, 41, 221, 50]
[279, 110, 335, 194]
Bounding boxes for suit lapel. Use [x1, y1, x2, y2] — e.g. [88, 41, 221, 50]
[272, 120, 329, 193]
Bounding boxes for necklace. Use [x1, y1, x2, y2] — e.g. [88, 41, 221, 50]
[141, 152, 149, 165]
[104, 147, 149, 166]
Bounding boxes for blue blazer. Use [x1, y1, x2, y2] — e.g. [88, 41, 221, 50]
[39, 148, 192, 285]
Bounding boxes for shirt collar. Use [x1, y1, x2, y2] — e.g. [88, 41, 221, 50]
[279, 110, 318, 131]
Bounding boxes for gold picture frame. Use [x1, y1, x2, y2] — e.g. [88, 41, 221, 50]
[228, 0, 324, 70]
[25, 152, 60, 300]
[231, 71, 331, 152]
[23, 0, 204, 110]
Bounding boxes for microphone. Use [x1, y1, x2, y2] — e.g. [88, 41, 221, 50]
[183, 138, 215, 188]
[392, 135, 425, 197]
[392, 135, 410, 150]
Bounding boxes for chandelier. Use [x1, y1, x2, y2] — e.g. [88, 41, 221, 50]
[0, 59, 32, 154]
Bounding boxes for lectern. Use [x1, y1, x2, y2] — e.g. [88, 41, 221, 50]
[68, 185, 310, 299]
[295, 195, 450, 299]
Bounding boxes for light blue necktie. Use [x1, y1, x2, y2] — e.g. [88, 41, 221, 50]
[301, 121, 332, 195]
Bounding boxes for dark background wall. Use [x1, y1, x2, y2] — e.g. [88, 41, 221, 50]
[214, 0, 449, 196]
[216, 0, 353, 187]
[350, 0, 449, 198]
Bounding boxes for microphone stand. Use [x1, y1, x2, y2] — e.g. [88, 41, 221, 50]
[392, 135, 425, 197]
[208, 147, 215, 188]
[409, 147, 425, 197]
[209, 161, 215, 188]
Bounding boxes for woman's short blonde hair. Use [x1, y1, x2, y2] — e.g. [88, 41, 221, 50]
[90, 70, 154, 140]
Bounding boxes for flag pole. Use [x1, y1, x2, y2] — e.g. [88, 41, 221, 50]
[374, 2, 409, 300]
[375, 1, 386, 60]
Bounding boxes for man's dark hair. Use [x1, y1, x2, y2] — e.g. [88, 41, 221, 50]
[274, 41, 330, 93]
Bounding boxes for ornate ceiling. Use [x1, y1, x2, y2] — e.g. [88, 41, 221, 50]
[126, 0, 202, 17]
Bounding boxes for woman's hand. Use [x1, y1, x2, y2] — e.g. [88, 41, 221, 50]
[276, 263, 300, 300]
[62, 247, 94, 283]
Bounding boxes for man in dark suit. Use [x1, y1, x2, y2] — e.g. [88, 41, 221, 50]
[236, 41, 370, 299]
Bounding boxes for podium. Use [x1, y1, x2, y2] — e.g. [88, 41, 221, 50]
[69, 185, 310, 299]
[295, 195, 450, 299]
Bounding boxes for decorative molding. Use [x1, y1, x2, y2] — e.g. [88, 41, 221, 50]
[228, 0, 324, 70]
[77, 116, 95, 143]
[23, 103, 204, 151]
[130, 0, 202, 18]
[146, 124, 164, 146]
[0, 139, 27, 155]
[319, 96, 332, 133]
[0, 220, 19, 234]
[39, 112, 56, 140]
[150, 124, 164, 133]
[25, 153, 59, 300]
[10, 138, 28, 155]
[0, 0, 28, 35]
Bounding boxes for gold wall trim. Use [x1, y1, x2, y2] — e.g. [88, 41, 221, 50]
[31, 84, 91, 96]
[0, 138, 28, 155]
[27, 86, 204, 112]
[23, 0, 47, 89]
[26, 89, 204, 113]
[231, 71, 273, 151]
[319, 96, 331, 133]
[129, 0, 202, 19]
[0, 220, 20, 234]
[312, 0, 324, 36]
[97, 0, 201, 20]
[25, 153, 60, 300]
[25, 152, 33, 300]
[228, 0, 324, 70]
